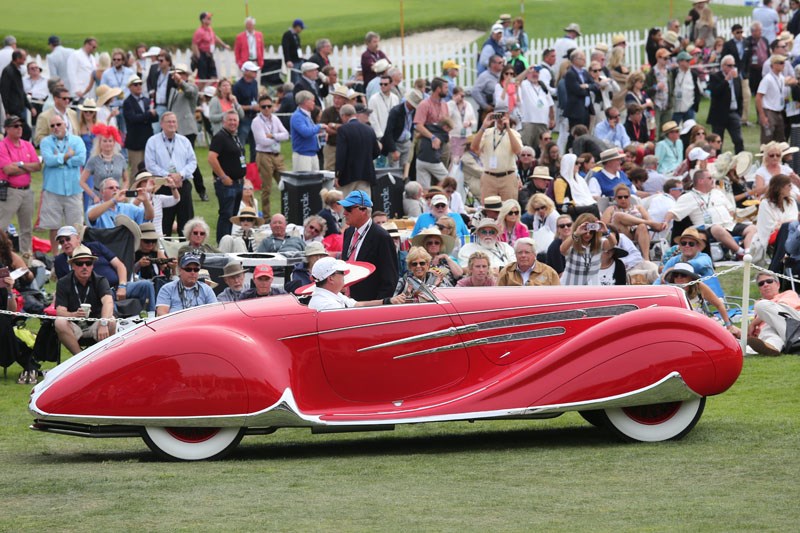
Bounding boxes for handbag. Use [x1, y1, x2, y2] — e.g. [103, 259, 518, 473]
[779, 312, 800, 354]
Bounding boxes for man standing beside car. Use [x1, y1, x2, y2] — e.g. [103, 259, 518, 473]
[208, 110, 246, 242]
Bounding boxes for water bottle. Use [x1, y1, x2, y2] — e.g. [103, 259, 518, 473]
[562, 196, 570, 213]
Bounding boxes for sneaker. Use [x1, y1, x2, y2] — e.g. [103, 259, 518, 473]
[200, 193, 209, 202]
[17, 371, 28, 384]
[26, 372, 37, 385]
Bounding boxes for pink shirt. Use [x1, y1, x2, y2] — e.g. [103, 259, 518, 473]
[0, 137, 38, 187]
[414, 97, 448, 127]
[193, 26, 216, 53]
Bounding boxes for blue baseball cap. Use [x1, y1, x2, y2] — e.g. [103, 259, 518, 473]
[338, 190, 373, 208]
[293, 19, 305, 29]
[180, 253, 202, 268]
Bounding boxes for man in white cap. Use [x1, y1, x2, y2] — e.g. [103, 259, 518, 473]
[477, 24, 506, 75]
[294, 62, 325, 108]
[411, 193, 470, 237]
[308, 257, 405, 310]
[233, 60, 261, 157]
[365, 58, 392, 101]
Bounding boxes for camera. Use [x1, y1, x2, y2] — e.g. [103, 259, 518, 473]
[493, 113, 503, 120]
[586, 222, 601, 231]
[125, 190, 138, 198]
[151, 257, 172, 265]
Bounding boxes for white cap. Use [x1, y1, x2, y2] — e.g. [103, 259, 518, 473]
[312, 257, 349, 281]
[241, 61, 260, 72]
[142, 46, 161, 58]
[301, 62, 319, 73]
[491, 23, 504, 34]
[431, 194, 449, 207]
[688, 147, 710, 162]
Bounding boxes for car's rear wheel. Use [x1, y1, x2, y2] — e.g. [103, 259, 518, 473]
[601, 397, 706, 442]
[142, 426, 245, 461]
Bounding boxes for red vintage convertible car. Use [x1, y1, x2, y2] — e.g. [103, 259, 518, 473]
[29, 284, 742, 461]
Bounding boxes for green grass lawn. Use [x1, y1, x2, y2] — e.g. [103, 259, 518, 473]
[6, 0, 751, 54]
[1, 356, 797, 530]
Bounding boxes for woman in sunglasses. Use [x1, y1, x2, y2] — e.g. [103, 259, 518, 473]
[523, 193, 557, 234]
[753, 141, 800, 199]
[393, 246, 451, 302]
[177, 217, 219, 258]
[497, 199, 530, 246]
[601, 183, 664, 262]
[559, 212, 615, 286]
[664, 263, 739, 336]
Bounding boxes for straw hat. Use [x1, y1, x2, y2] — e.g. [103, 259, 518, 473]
[563, 23, 582, 36]
[474, 217, 502, 234]
[598, 148, 625, 164]
[68, 245, 97, 264]
[661, 120, 680, 134]
[612, 34, 626, 47]
[330, 84, 350, 99]
[732, 151, 753, 177]
[664, 31, 680, 48]
[531, 166, 554, 180]
[382, 222, 401, 238]
[139, 222, 159, 240]
[131, 171, 167, 191]
[411, 227, 455, 255]
[673, 227, 707, 247]
[712, 152, 734, 179]
[95, 85, 123, 107]
[230, 207, 265, 226]
[482, 196, 503, 212]
[198, 269, 218, 289]
[304, 241, 328, 258]
[77, 99, 97, 112]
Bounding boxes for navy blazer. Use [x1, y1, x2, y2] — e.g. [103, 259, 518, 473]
[381, 102, 414, 155]
[562, 67, 596, 122]
[146, 64, 177, 105]
[335, 119, 380, 187]
[341, 222, 398, 301]
[122, 94, 158, 150]
[707, 71, 743, 125]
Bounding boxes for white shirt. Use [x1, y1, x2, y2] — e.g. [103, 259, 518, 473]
[670, 188, 735, 230]
[674, 69, 695, 113]
[24, 76, 49, 101]
[309, 286, 357, 310]
[447, 100, 477, 139]
[368, 91, 398, 138]
[517, 79, 554, 125]
[553, 36, 576, 70]
[755, 198, 799, 250]
[643, 193, 676, 224]
[753, 6, 780, 43]
[46, 45, 73, 82]
[757, 72, 787, 112]
[67, 48, 97, 99]
[0, 46, 13, 73]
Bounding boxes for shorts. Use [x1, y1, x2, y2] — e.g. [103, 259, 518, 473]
[39, 191, 83, 230]
[729, 223, 751, 237]
[68, 320, 102, 341]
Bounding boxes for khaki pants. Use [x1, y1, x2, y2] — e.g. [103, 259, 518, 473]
[292, 153, 319, 172]
[256, 152, 286, 217]
[479, 171, 519, 203]
[322, 144, 337, 171]
[128, 150, 144, 181]
[0, 187, 33, 253]
[741, 81, 751, 123]
[340, 181, 371, 197]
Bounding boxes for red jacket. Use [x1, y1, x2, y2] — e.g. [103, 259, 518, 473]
[234, 31, 264, 68]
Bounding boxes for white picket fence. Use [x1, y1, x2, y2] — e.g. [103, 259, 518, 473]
[31, 16, 753, 91]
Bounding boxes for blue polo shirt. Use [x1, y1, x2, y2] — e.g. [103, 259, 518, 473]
[156, 279, 218, 313]
[87, 202, 146, 229]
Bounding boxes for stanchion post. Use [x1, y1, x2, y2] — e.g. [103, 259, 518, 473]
[740, 254, 752, 354]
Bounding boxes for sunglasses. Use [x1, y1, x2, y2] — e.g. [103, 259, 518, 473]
[433, 203, 447, 208]
[435, 224, 452, 231]
[478, 229, 497, 235]
[6, 124, 22, 129]
[558, 223, 572, 229]
[590, 69, 601, 72]
[131, 82, 143, 86]
[426, 240, 442, 246]
[344, 206, 366, 212]
[508, 210, 520, 215]
[542, 137, 552, 141]
[182, 267, 200, 272]
[59, 97, 71, 101]
[57, 237, 72, 244]
[616, 195, 630, 200]
[50, 123, 64, 128]
[410, 261, 428, 267]
[380, 82, 390, 86]
[758, 278, 776, 287]
[608, 115, 620, 120]
[307, 226, 322, 233]
[73, 260, 94, 267]
[503, 72, 514, 76]
[142, 239, 158, 244]
[260, 104, 273, 109]
[192, 231, 206, 236]
[520, 154, 534, 157]
[679, 240, 697, 247]
[534, 206, 547, 212]
[239, 217, 256, 223]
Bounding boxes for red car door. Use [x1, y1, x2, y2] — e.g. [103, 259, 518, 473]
[316, 301, 469, 403]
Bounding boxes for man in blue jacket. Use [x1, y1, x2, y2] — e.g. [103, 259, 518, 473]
[290, 90, 323, 171]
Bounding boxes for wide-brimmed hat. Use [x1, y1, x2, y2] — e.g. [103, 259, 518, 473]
[69, 245, 97, 263]
[664, 31, 680, 48]
[594, 42, 609, 54]
[612, 33, 626, 47]
[171, 63, 190, 75]
[304, 241, 328, 258]
[598, 148, 625, 163]
[330, 84, 350, 99]
[664, 262, 700, 284]
[475, 217, 502, 234]
[371, 59, 391, 73]
[411, 227, 455, 254]
[782, 143, 800, 157]
[733, 151, 753, 177]
[95, 85, 123, 107]
[230, 207, 264, 226]
[564, 23, 582, 36]
[198, 269, 218, 289]
[131, 170, 166, 191]
[139, 222, 159, 240]
[531, 166, 553, 180]
[127, 75, 143, 87]
[482, 196, 503, 212]
[382, 222, 401, 238]
[712, 152, 734, 179]
[405, 89, 424, 109]
[114, 214, 142, 253]
[77, 98, 98, 112]
[220, 261, 245, 278]
[674, 227, 707, 247]
[661, 120, 680, 134]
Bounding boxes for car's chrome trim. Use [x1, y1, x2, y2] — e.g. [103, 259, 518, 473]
[392, 327, 566, 360]
[360, 304, 637, 353]
[30, 372, 699, 430]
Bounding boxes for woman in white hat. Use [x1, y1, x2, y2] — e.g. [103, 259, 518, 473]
[95, 84, 122, 127]
[219, 207, 265, 253]
[412, 227, 462, 285]
[130, 171, 179, 237]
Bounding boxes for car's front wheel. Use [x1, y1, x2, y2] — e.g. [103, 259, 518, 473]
[601, 398, 706, 442]
[142, 426, 245, 461]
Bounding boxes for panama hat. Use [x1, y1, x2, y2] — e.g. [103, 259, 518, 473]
[230, 207, 265, 226]
[68, 245, 97, 263]
[664, 262, 701, 284]
[95, 85, 123, 107]
[598, 148, 625, 163]
[411, 227, 455, 255]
